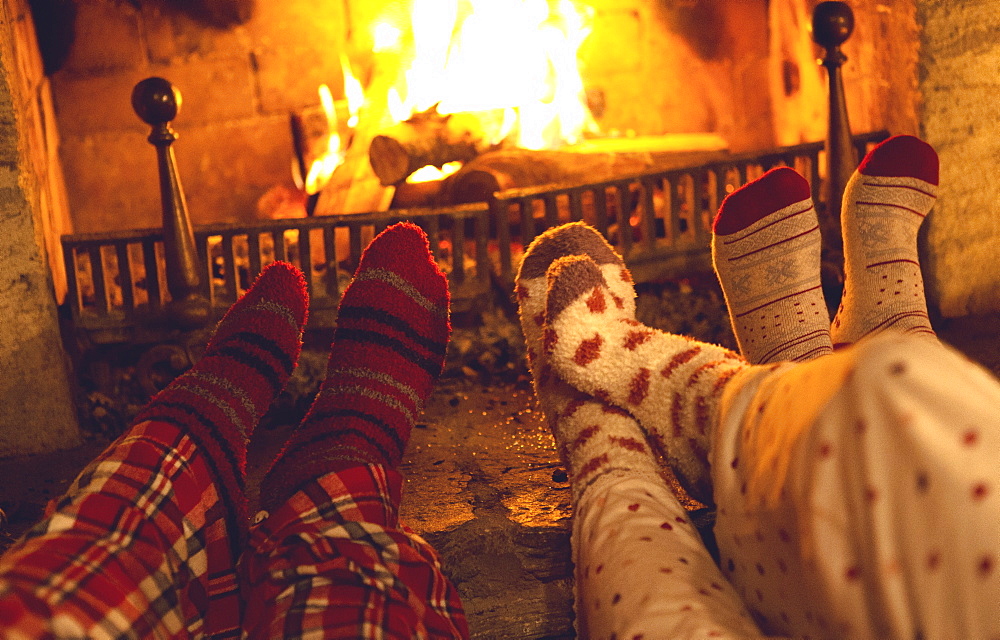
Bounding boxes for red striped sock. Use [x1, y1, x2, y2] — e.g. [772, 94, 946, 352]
[260, 222, 450, 511]
[132, 261, 308, 539]
[832, 135, 938, 346]
[711, 167, 832, 364]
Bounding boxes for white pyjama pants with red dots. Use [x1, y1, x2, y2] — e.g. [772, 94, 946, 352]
[573, 332, 1000, 639]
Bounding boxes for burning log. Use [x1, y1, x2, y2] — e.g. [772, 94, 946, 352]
[391, 180, 446, 209]
[369, 108, 498, 186]
[438, 134, 729, 204]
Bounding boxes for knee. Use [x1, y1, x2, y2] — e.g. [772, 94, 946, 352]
[846, 332, 941, 389]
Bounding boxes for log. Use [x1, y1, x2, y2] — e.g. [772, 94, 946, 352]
[437, 134, 729, 204]
[390, 179, 445, 209]
[369, 108, 499, 186]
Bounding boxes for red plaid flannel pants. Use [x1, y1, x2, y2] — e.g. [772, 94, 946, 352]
[0, 420, 468, 639]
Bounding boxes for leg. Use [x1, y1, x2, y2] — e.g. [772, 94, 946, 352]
[832, 134, 938, 346]
[546, 247, 1000, 636]
[242, 223, 467, 639]
[713, 333, 1000, 638]
[241, 465, 465, 639]
[0, 263, 308, 637]
[516, 225, 765, 639]
[542, 252, 755, 504]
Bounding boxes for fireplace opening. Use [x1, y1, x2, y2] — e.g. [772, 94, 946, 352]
[41, 0, 919, 233]
[42, 0, 919, 326]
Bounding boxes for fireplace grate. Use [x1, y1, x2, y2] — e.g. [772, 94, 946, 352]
[60, 131, 887, 344]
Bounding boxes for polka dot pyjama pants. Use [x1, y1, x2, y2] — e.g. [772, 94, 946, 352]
[573, 332, 1000, 639]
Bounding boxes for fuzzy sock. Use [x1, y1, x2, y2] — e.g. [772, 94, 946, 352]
[544, 255, 753, 503]
[259, 222, 450, 512]
[133, 261, 308, 538]
[712, 167, 832, 364]
[831, 135, 938, 346]
[517, 223, 664, 500]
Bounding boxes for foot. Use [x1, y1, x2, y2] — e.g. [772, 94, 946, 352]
[831, 135, 938, 346]
[259, 222, 450, 511]
[712, 167, 832, 363]
[134, 261, 309, 532]
[544, 254, 748, 503]
[516, 223, 664, 498]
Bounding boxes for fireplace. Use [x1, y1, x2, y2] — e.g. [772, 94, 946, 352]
[43, 0, 923, 234]
[47, 0, 913, 325]
[3, 0, 1000, 456]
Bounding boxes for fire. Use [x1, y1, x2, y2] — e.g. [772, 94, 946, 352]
[302, 62, 365, 195]
[303, 84, 342, 195]
[303, 0, 597, 197]
[391, 0, 597, 149]
[407, 161, 464, 184]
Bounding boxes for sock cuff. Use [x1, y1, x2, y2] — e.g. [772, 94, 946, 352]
[713, 167, 811, 235]
[858, 134, 939, 185]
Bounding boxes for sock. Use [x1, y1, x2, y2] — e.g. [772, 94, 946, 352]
[544, 255, 752, 504]
[133, 261, 308, 537]
[831, 135, 938, 346]
[259, 222, 450, 512]
[712, 167, 832, 364]
[517, 223, 664, 500]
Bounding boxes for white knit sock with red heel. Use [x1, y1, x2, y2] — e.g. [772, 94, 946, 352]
[712, 167, 832, 364]
[517, 223, 664, 500]
[832, 135, 938, 346]
[543, 254, 751, 504]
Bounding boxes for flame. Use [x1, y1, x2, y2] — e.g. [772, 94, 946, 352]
[385, 0, 596, 149]
[407, 161, 464, 184]
[340, 54, 364, 129]
[303, 0, 596, 195]
[303, 60, 368, 195]
[303, 84, 343, 195]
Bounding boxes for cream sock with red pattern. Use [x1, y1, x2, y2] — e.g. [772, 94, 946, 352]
[831, 135, 938, 346]
[712, 167, 832, 364]
[517, 223, 664, 500]
[544, 254, 752, 504]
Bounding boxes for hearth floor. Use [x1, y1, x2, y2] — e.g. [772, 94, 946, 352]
[2, 314, 999, 639]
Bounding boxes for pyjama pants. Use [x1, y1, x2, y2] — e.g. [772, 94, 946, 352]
[0, 420, 468, 639]
[573, 332, 1000, 639]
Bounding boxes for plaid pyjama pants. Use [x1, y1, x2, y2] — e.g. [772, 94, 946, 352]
[0, 420, 468, 639]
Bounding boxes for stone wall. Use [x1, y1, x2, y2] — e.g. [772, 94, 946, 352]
[918, 0, 1000, 317]
[0, 0, 81, 457]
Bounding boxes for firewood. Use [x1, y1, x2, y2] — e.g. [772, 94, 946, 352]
[390, 179, 445, 209]
[369, 108, 499, 186]
[438, 134, 729, 204]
